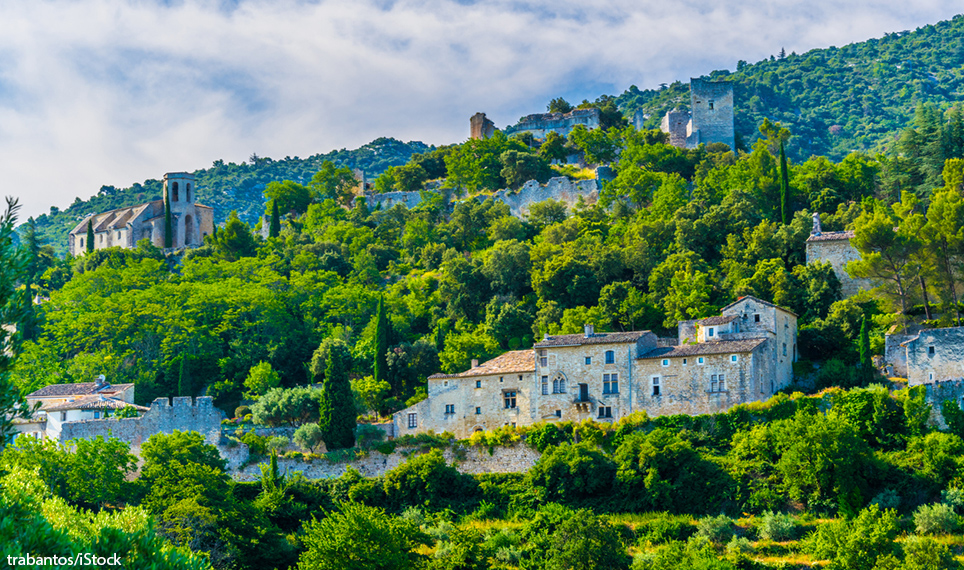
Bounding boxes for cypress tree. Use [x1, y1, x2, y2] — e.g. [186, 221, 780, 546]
[779, 140, 789, 225]
[269, 198, 281, 238]
[858, 315, 872, 384]
[178, 356, 191, 397]
[373, 294, 389, 386]
[318, 343, 356, 450]
[86, 219, 94, 254]
[164, 186, 173, 249]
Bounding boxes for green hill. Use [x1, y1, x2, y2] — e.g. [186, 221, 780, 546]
[617, 14, 964, 161]
[29, 137, 430, 256]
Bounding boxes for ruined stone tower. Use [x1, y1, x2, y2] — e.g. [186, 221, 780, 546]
[470, 112, 496, 140]
[659, 78, 735, 151]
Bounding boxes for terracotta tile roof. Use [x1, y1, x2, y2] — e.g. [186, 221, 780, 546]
[534, 330, 651, 348]
[43, 395, 148, 413]
[698, 315, 737, 326]
[806, 230, 854, 242]
[428, 350, 534, 379]
[639, 338, 767, 359]
[28, 382, 133, 398]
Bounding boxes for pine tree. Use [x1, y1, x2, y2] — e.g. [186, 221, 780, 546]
[178, 356, 191, 397]
[164, 185, 173, 249]
[373, 294, 389, 386]
[86, 219, 94, 254]
[318, 343, 356, 450]
[269, 198, 281, 238]
[779, 140, 789, 225]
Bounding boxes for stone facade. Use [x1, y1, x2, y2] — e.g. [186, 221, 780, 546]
[660, 79, 735, 150]
[884, 333, 916, 377]
[470, 112, 496, 140]
[68, 172, 214, 256]
[394, 296, 797, 438]
[896, 326, 964, 386]
[805, 213, 872, 298]
[504, 108, 601, 139]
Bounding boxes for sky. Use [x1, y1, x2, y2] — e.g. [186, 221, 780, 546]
[1, 0, 962, 220]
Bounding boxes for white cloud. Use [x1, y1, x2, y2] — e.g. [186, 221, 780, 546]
[0, 0, 960, 219]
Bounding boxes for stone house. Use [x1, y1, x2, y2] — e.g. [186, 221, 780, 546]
[394, 295, 797, 438]
[887, 326, 964, 386]
[68, 172, 214, 256]
[805, 213, 872, 298]
[17, 376, 141, 441]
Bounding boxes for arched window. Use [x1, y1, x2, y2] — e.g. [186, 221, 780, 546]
[552, 373, 566, 394]
[186, 183, 191, 202]
[172, 182, 179, 202]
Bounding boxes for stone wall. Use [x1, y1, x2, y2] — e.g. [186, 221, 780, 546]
[58, 396, 223, 453]
[504, 108, 600, 139]
[229, 444, 541, 482]
[904, 326, 964, 386]
[470, 112, 496, 140]
[688, 78, 735, 150]
[359, 177, 599, 218]
[922, 379, 964, 429]
[805, 237, 872, 298]
[884, 334, 915, 377]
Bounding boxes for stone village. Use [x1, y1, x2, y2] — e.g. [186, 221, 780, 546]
[14, 78, 964, 472]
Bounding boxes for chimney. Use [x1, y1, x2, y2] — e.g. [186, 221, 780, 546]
[584, 324, 594, 338]
[471, 359, 479, 368]
[812, 212, 822, 236]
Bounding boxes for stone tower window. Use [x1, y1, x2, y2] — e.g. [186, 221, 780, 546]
[928, 346, 936, 355]
[172, 182, 179, 202]
[186, 183, 191, 202]
[708, 99, 715, 110]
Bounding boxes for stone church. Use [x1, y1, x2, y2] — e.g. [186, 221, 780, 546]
[394, 296, 797, 439]
[68, 172, 214, 256]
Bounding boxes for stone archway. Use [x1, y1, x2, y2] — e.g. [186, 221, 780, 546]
[184, 214, 195, 245]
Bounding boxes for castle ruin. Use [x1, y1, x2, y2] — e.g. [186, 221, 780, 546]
[656, 78, 735, 150]
[470, 113, 496, 140]
[503, 108, 601, 139]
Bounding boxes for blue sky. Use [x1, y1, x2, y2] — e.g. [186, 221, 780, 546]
[2, 0, 962, 219]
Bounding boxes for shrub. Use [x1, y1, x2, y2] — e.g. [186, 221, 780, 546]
[942, 487, 964, 513]
[870, 489, 900, 510]
[526, 422, 571, 452]
[902, 535, 960, 570]
[526, 443, 615, 504]
[726, 535, 753, 555]
[695, 514, 735, 544]
[294, 423, 325, 453]
[266, 436, 289, 454]
[239, 429, 268, 456]
[913, 502, 959, 535]
[636, 514, 694, 545]
[355, 424, 386, 450]
[758, 510, 797, 542]
[235, 405, 251, 419]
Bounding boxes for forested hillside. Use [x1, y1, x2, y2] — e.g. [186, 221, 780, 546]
[617, 14, 964, 162]
[29, 137, 429, 256]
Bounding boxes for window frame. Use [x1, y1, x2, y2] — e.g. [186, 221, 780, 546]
[407, 413, 417, 429]
[651, 376, 660, 397]
[605, 350, 615, 364]
[503, 391, 518, 409]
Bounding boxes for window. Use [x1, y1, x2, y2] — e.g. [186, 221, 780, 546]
[754, 314, 760, 323]
[476, 380, 482, 388]
[186, 184, 191, 201]
[710, 373, 727, 392]
[443, 381, 448, 387]
[929, 346, 936, 355]
[79, 238, 84, 248]
[445, 404, 455, 414]
[518, 375, 523, 382]
[99, 234, 104, 243]
[541, 375, 549, 395]
[730, 355, 738, 362]
[407, 413, 417, 429]
[708, 327, 715, 337]
[61, 412, 67, 421]
[708, 99, 715, 110]
[538, 349, 548, 367]
[172, 182, 179, 201]
[782, 343, 787, 356]
[552, 375, 566, 394]
[683, 358, 687, 365]
[597, 406, 613, 419]
[698, 357, 705, 365]
[605, 350, 615, 364]
[555, 410, 562, 418]
[116, 230, 121, 240]
[475, 407, 481, 415]
[504, 391, 517, 409]
[499, 376, 503, 383]
[94, 411, 100, 419]
[662, 359, 670, 367]
[651, 377, 660, 397]
[585, 356, 592, 365]
[603, 373, 619, 394]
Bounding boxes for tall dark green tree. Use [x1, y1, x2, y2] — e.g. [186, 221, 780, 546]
[163, 186, 173, 249]
[86, 219, 94, 254]
[268, 198, 281, 238]
[373, 294, 390, 387]
[178, 356, 191, 398]
[0, 197, 30, 443]
[858, 315, 872, 385]
[19, 218, 41, 342]
[318, 342, 356, 450]
[779, 140, 790, 225]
